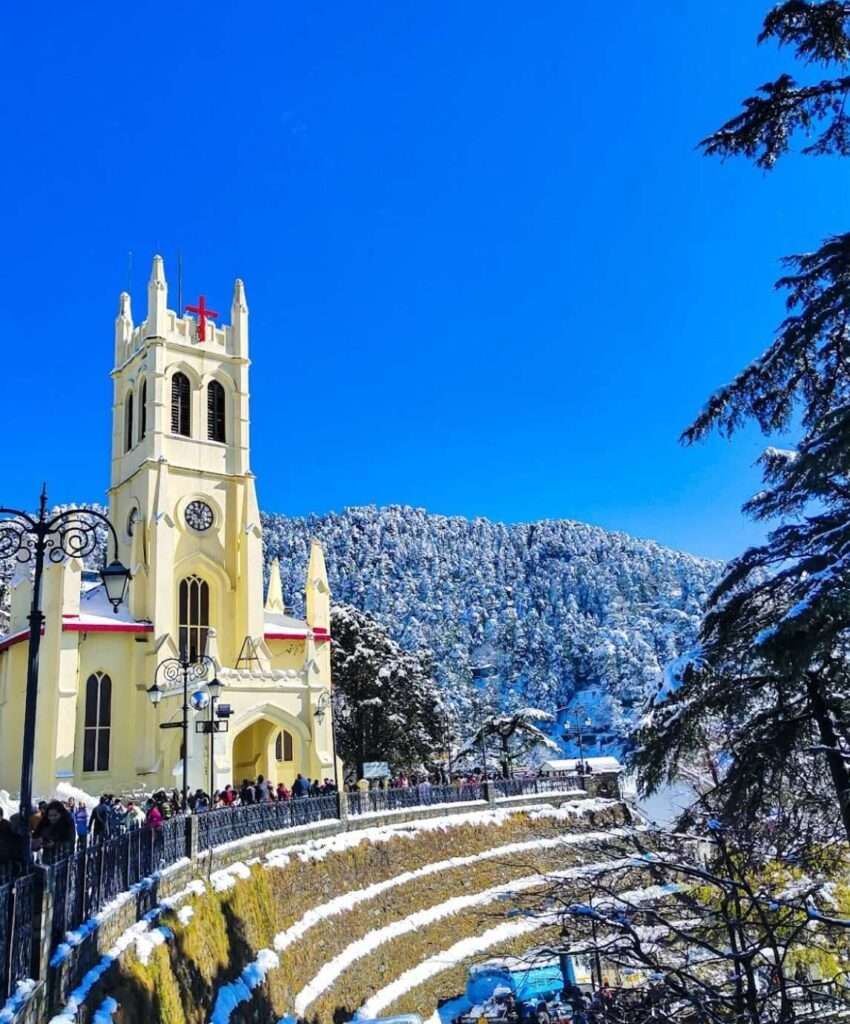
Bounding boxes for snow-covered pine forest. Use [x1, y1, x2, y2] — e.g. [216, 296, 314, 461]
[263, 505, 721, 743]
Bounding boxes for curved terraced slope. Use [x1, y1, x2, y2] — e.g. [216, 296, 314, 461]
[53, 800, 637, 1024]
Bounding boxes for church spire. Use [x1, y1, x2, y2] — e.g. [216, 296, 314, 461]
[146, 254, 167, 338]
[305, 540, 330, 632]
[114, 291, 133, 364]
[265, 558, 285, 614]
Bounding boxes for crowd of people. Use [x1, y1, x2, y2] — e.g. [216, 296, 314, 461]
[0, 772, 341, 868]
[0, 764, 601, 870]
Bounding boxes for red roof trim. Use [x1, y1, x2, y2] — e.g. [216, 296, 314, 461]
[62, 621, 153, 634]
[0, 629, 31, 653]
[264, 631, 332, 642]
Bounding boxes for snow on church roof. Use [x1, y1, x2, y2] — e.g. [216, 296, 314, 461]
[0, 582, 152, 651]
[63, 582, 153, 633]
[263, 611, 330, 642]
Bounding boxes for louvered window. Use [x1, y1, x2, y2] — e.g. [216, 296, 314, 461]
[171, 372, 191, 436]
[124, 392, 134, 452]
[83, 672, 111, 773]
[207, 380, 226, 442]
[139, 379, 147, 441]
[179, 575, 209, 663]
[275, 730, 293, 762]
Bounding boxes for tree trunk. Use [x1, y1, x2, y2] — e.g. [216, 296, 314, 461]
[806, 672, 850, 843]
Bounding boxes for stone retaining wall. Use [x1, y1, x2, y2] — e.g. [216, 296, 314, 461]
[12, 774, 623, 1023]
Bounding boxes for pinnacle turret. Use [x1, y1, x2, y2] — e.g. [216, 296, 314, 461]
[146, 254, 167, 337]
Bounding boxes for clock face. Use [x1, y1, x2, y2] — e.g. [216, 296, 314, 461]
[185, 500, 214, 532]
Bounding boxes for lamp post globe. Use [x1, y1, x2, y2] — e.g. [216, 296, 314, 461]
[147, 682, 163, 706]
[100, 559, 132, 611]
[207, 676, 223, 700]
[190, 689, 210, 712]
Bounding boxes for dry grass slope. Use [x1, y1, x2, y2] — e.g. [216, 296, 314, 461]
[103, 802, 630, 1024]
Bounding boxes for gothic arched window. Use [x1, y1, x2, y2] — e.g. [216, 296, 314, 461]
[179, 575, 209, 663]
[83, 672, 112, 773]
[139, 379, 147, 441]
[207, 380, 226, 443]
[124, 392, 134, 452]
[275, 730, 294, 762]
[171, 372, 191, 437]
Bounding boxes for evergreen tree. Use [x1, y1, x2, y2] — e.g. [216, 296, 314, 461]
[635, 2, 850, 840]
[330, 604, 444, 779]
[460, 707, 558, 778]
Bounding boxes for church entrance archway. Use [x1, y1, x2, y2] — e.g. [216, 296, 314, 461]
[230, 715, 304, 786]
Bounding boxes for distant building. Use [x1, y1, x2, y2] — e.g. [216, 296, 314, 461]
[0, 256, 336, 798]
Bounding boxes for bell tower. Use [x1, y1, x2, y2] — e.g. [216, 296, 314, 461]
[108, 255, 264, 670]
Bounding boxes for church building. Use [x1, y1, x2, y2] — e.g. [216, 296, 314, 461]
[0, 256, 336, 799]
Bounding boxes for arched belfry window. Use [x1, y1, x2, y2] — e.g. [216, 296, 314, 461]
[139, 379, 147, 441]
[83, 672, 111, 773]
[171, 372, 191, 437]
[207, 380, 226, 443]
[275, 730, 294, 762]
[124, 392, 134, 452]
[179, 575, 209, 663]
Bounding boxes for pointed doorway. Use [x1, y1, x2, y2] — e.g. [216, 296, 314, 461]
[230, 716, 301, 785]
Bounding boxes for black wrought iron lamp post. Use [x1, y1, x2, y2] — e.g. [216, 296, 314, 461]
[562, 705, 593, 789]
[314, 689, 340, 794]
[0, 487, 131, 866]
[205, 675, 224, 800]
[146, 653, 219, 811]
[471, 656, 497, 778]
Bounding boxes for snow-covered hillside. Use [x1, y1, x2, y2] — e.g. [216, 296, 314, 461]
[262, 506, 720, 739]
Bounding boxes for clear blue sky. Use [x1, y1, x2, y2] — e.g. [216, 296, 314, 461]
[0, 2, 843, 561]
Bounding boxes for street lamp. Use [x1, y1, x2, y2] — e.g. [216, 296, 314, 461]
[205, 674, 225, 799]
[562, 707, 593, 786]
[146, 648, 218, 810]
[314, 689, 340, 795]
[0, 487, 130, 865]
[471, 647, 498, 778]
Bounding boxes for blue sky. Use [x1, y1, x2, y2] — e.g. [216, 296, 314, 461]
[0, 2, 844, 561]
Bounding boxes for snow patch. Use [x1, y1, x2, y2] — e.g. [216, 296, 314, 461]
[209, 949, 280, 1024]
[0, 979, 37, 1023]
[210, 861, 252, 892]
[92, 996, 119, 1024]
[176, 905, 194, 926]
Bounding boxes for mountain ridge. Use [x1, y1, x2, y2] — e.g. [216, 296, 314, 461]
[262, 503, 721, 737]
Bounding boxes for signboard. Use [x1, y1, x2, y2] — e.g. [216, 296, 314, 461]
[362, 761, 391, 780]
[195, 720, 229, 734]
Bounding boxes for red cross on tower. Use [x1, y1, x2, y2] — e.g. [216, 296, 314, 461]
[185, 295, 219, 342]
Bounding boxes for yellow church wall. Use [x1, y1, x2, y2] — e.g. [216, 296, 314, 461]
[0, 643, 28, 798]
[266, 642, 306, 672]
[72, 631, 147, 797]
